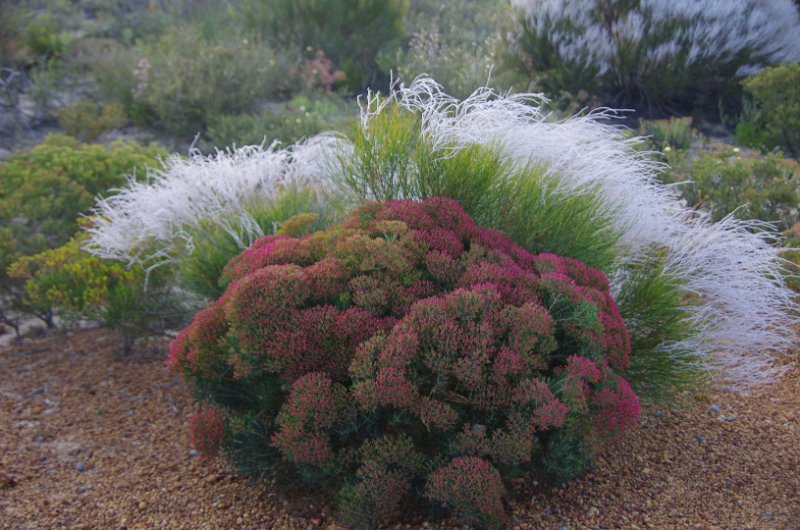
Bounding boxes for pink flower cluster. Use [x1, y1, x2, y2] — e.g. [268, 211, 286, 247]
[426, 456, 507, 529]
[189, 408, 225, 459]
[169, 197, 639, 527]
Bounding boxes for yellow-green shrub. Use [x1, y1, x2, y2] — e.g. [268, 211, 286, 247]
[0, 134, 164, 329]
[742, 63, 800, 158]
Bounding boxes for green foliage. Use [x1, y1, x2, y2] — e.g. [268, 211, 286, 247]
[9, 234, 186, 354]
[55, 100, 126, 142]
[131, 26, 287, 137]
[333, 103, 621, 271]
[178, 186, 330, 300]
[664, 148, 800, 230]
[742, 63, 800, 158]
[615, 254, 704, 401]
[206, 96, 349, 149]
[241, 0, 409, 91]
[383, 0, 520, 98]
[0, 134, 164, 326]
[23, 13, 70, 61]
[639, 117, 694, 152]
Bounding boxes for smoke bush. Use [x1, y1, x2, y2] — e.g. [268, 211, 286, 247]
[510, 0, 800, 109]
[169, 198, 639, 527]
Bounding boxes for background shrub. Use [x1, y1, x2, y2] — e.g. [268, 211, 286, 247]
[55, 100, 126, 142]
[7, 233, 185, 354]
[742, 63, 800, 158]
[240, 0, 408, 91]
[510, 0, 800, 111]
[0, 134, 164, 330]
[663, 149, 800, 230]
[130, 26, 286, 137]
[169, 198, 639, 527]
[206, 96, 349, 149]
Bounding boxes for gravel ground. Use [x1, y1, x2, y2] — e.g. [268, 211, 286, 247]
[1, 329, 798, 529]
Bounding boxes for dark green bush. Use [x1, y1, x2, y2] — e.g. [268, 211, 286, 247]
[241, 0, 408, 91]
[130, 27, 287, 137]
[510, 0, 800, 111]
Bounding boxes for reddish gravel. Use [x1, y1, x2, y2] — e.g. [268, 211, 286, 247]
[1, 329, 798, 529]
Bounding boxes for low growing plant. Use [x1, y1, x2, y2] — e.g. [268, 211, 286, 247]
[206, 96, 349, 149]
[55, 100, 126, 142]
[663, 149, 800, 230]
[169, 198, 639, 528]
[9, 233, 187, 355]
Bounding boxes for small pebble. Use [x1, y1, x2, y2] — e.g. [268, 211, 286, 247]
[654, 411, 664, 417]
[723, 415, 736, 422]
[695, 434, 706, 442]
[708, 404, 721, 414]
[188, 449, 199, 457]
[75, 462, 85, 472]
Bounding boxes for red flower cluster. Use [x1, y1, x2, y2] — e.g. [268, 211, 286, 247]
[426, 456, 507, 529]
[169, 197, 639, 527]
[189, 408, 225, 459]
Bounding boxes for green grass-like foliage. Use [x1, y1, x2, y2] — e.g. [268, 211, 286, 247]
[179, 186, 332, 300]
[169, 198, 640, 528]
[639, 117, 694, 152]
[615, 253, 704, 401]
[0, 134, 164, 327]
[742, 63, 800, 159]
[333, 103, 621, 272]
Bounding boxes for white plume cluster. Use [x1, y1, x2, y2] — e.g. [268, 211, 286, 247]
[511, 0, 800, 84]
[86, 77, 797, 386]
[85, 136, 342, 269]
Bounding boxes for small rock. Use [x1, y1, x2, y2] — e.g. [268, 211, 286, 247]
[587, 506, 600, 518]
[723, 415, 736, 422]
[76, 462, 85, 472]
[708, 404, 720, 414]
[654, 411, 664, 417]
[188, 449, 199, 457]
[559, 526, 571, 530]
[695, 434, 706, 442]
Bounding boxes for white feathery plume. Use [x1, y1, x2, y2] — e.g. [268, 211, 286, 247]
[85, 136, 344, 267]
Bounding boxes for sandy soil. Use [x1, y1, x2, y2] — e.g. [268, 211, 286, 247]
[1, 329, 798, 529]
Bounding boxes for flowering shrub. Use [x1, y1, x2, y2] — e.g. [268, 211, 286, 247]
[510, 0, 800, 109]
[170, 197, 638, 527]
